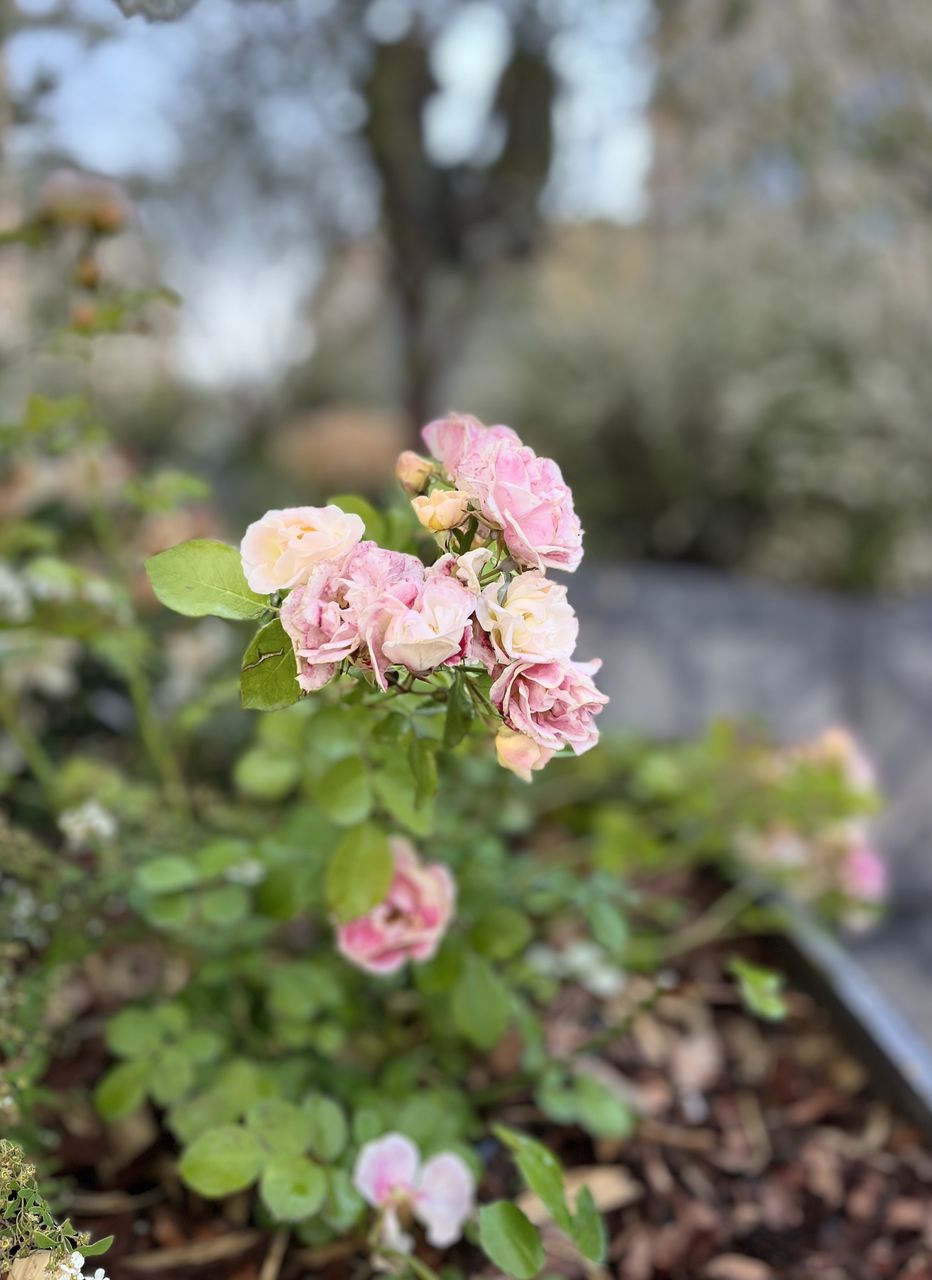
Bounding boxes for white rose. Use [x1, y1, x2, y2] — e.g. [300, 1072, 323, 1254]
[240, 504, 364, 594]
[476, 570, 578, 664]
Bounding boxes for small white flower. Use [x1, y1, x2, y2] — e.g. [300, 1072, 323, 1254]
[58, 801, 118, 850]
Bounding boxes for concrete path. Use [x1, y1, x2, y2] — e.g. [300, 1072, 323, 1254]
[575, 563, 932, 1040]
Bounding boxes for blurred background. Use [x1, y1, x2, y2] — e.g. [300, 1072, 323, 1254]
[3, 0, 932, 1024]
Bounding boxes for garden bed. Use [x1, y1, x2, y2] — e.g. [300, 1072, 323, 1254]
[28, 876, 932, 1280]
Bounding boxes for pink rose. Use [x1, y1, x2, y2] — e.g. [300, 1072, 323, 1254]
[421, 412, 518, 478]
[381, 574, 475, 675]
[280, 560, 359, 691]
[491, 657, 608, 757]
[240, 504, 364, 594]
[842, 843, 887, 904]
[336, 838, 456, 975]
[338, 542, 425, 689]
[458, 440, 583, 573]
[353, 1132, 475, 1252]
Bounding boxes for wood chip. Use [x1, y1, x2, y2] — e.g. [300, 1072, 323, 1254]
[9, 1253, 54, 1280]
[703, 1255, 774, 1280]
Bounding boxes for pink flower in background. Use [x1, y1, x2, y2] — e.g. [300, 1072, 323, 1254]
[491, 657, 608, 757]
[353, 1132, 475, 1252]
[336, 839, 455, 975]
[476, 569, 578, 664]
[458, 439, 583, 573]
[381, 574, 475, 674]
[495, 727, 554, 782]
[842, 843, 888, 904]
[796, 726, 876, 794]
[281, 560, 359, 691]
[422, 412, 518, 477]
[240, 505, 364, 594]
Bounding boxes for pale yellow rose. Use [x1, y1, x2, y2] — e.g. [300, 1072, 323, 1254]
[411, 490, 470, 533]
[495, 727, 554, 782]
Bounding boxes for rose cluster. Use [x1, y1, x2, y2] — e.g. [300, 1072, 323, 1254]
[738, 727, 887, 930]
[240, 412, 608, 782]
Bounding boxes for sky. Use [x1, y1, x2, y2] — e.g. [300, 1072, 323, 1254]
[8, 0, 654, 388]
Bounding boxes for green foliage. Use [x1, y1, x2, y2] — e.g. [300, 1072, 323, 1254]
[478, 1203, 546, 1279]
[240, 620, 301, 711]
[145, 539, 267, 619]
[729, 956, 788, 1022]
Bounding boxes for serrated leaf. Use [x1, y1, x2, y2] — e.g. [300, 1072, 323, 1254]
[478, 1202, 545, 1279]
[326, 824, 393, 923]
[240, 619, 300, 710]
[444, 672, 474, 749]
[145, 539, 266, 620]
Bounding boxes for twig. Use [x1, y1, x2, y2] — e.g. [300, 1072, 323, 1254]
[258, 1229, 289, 1280]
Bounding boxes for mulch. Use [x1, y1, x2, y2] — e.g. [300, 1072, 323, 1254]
[28, 904, 932, 1280]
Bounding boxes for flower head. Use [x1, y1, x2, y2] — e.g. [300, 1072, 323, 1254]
[458, 439, 583, 573]
[336, 838, 456, 975]
[411, 489, 470, 533]
[421, 412, 518, 478]
[353, 1132, 475, 1251]
[491, 657, 608, 757]
[381, 573, 475, 674]
[240, 504, 364, 594]
[477, 569, 578, 664]
[495, 727, 554, 782]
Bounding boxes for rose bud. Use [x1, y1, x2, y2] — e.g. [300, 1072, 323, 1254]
[411, 490, 470, 533]
[495, 727, 554, 782]
[396, 450, 434, 495]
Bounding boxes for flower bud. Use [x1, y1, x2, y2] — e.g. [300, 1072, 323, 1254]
[411, 490, 470, 533]
[395, 450, 434, 495]
[495, 727, 553, 782]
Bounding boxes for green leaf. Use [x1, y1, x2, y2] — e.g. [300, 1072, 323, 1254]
[443, 672, 474, 749]
[586, 899, 629, 958]
[571, 1186, 606, 1264]
[241, 619, 300, 711]
[82, 1235, 115, 1258]
[573, 1075, 635, 1140]
[260, 1155, 327, 1222]
[494, 1127, 570, 1233]
[176, 1029, 225, 1065]
[316, 757, 373, 826]
[452, 956, 510, 1049]
[246, 1100, 314, 1157]
[303, 1094, 348, 1162]
[150, 1046, 196, 1105]
[326, 824, 393, 923]
[179, 1125, 265, 1198]
[409, 737, 438, 809]
[200, 885, 250, 927]
[145, 539, 267, 620]
[95, 1061, 149, 1121]
[729, 956, 788, 1022]
[325, 493, 386, 544]
[105, 1008, 166, 1059]
[137, 855, 200, 895]
[471, 906, 533, 960]
[373, 753, 435, 836]
[234, 745, 301, 802]
[478, 1202, 546, 1279]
